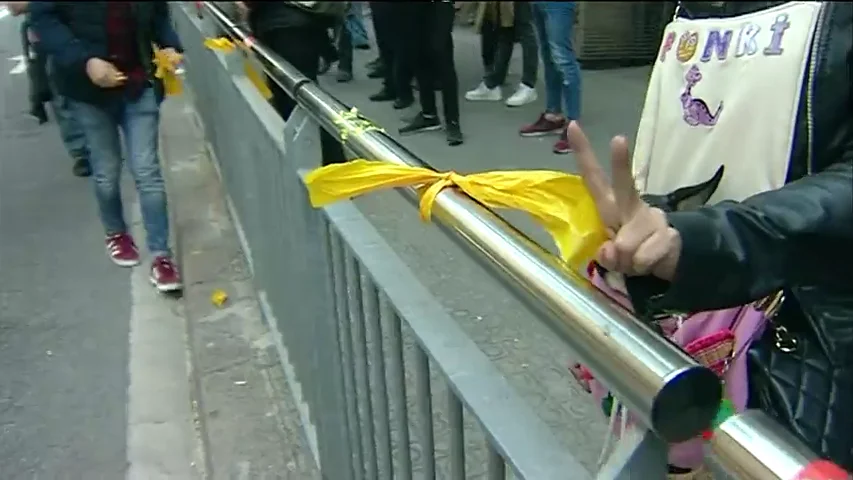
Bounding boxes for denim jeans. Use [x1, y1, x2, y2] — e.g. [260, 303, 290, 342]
[71, 88, 171, 256]
[481, 1, 538, 89]
[531, 1, 582, 120]
[46, 57, 88, 159]
[345, 3, 369, 47]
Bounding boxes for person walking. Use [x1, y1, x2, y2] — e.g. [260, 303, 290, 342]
[30, 1, 184, 292]
[398, 1, 463, 146]
[8, 1, 91, 177]
[518, 1, 582, 154]
[465, 2, 538, 107]
[235, 1, 348, 166]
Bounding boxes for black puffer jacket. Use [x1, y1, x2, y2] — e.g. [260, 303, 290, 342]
[244, 2, 335, 38]
[622, 2, 853, 469]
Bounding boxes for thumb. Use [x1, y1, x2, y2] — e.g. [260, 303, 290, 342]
[609, 135, 641, 219]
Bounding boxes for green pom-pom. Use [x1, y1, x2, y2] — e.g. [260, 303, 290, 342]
[710, 398, 736, 430]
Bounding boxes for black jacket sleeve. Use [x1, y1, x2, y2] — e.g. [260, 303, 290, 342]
[655, 158, 853, 313]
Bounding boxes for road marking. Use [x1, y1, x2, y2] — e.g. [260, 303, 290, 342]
[9, 55, 27, 75]
[126, 210, 198, 479]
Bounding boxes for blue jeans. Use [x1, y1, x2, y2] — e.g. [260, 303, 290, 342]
[346, 3, 369, 47]
[71, 88, 171, 257]
[46, 57, 88, 159]
[532, 1, 582, 120]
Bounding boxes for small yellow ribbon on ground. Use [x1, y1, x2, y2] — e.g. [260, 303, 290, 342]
[204, 37, 272, 100]
[153, 48, 183, 96]
[305, 160, 608, 270]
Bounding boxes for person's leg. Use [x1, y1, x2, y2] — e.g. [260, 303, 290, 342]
[518, 2, 566, 137]
[485, 27, 514, 89]
[541, 2, 581, 122]
[389, 3, 415, 108]
[431, 2, 463, 145]
[46, 57, 90, 176]
[399, 4, 442, 136]
[336, 19, 354, 82]
[368, 3, 397, 100]
[539, 1, 581, 154]
[120, 88, 182, 291]
[515, 2, 539, 89]
[346, 3, 370, 49]
[505, 2, 539, 107]
[71, 99, 139, 266]
[466, 14, 503, 102]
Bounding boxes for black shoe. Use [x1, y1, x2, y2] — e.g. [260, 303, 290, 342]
[29, 104, 49, 124]
[369, 89, 396, 102]
[393, 97, 414, 110]
[336, 69, 353, 83]
[319, 58, 333, 75]
[367, 66, 386, 79]
[399, 113, 442, 136]
[72, 157, 92, 177]
[355, 43, 371, 51]
[446, 122, 464, 146]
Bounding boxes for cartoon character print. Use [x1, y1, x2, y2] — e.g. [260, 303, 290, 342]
[681, 65, 723, 126]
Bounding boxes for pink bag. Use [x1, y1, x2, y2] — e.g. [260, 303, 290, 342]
[575, 265, 771, 469]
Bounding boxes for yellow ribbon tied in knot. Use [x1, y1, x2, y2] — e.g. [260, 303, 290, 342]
[153, 48, 183, 96]
[305, 160, 608, 271]
[203, 36, 272, 100]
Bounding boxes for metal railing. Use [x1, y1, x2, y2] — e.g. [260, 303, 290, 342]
[174, 2, 846, 479]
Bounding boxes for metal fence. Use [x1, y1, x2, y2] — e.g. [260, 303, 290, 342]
[172, 3, 843, 479]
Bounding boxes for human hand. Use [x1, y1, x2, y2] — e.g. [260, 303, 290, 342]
[569, 121, 682, 280]
[85, 58, 127, 88]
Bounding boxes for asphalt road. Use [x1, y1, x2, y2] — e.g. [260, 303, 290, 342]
[0, 13, 131, 479]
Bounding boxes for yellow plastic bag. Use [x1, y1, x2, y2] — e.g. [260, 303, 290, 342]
[153, 48, 183, 96]
[204, 36, 272, 100]
[305, 160, 608, 271]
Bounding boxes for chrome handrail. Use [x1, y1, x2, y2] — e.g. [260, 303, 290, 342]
[197, 1, 719, 444]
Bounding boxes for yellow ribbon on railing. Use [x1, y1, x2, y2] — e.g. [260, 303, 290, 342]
[204, 36, 272, 100]
[153, 48, 183, 96]
[305, 160, 608, 271]
[334, 107, 385, 142]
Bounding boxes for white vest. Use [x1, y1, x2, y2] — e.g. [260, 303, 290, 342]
[632, 2, 824, 203]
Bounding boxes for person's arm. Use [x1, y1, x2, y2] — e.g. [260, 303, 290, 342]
[655, 158, 853, 312]
[153, 2, 182, 52]
[28, 2, 93, 70]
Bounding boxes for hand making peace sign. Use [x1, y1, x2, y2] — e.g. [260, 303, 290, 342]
[567, 122, 682, 281]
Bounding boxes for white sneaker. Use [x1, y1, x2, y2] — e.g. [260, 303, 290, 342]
[505, 84, 538, 107]
[465, 82, 502, 102]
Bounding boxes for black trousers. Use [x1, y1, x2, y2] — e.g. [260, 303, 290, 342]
[258, 27, 346, 166]
[405, 3, 459, 123]
[370, 2, 414, 101]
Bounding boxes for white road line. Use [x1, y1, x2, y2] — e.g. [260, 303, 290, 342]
[9, 55, 27, 75]
[126, 212, 197, 479]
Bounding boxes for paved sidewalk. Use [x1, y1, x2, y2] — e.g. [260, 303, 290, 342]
[317, 25, 653, 471]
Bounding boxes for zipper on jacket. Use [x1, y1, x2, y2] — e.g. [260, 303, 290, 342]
[805, 2, 830, 176]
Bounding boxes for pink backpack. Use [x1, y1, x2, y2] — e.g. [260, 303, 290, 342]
[572, 264, 780, 469]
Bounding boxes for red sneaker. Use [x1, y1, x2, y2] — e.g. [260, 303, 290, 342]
[150, 256, 183, 293]
[519, 113, 566, 137]
[553, 128, 573, 154]
[106, 233, 141, 267]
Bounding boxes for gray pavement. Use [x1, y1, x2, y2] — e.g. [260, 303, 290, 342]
[0, 17, 131, 479]
[317, 23, 652, 470]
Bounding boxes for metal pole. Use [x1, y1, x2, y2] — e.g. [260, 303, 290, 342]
[196, 0, 720, 444]
[710, 410, 850, 480]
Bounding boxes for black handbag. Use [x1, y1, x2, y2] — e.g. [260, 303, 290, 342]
[746, 288, 853, 471]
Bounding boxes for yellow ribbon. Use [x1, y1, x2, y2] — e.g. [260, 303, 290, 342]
[153, 48, 183, 96]
[334, 107, 385, 142]
[204, 37, 272, 100]
[305, 160, 608, 271]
